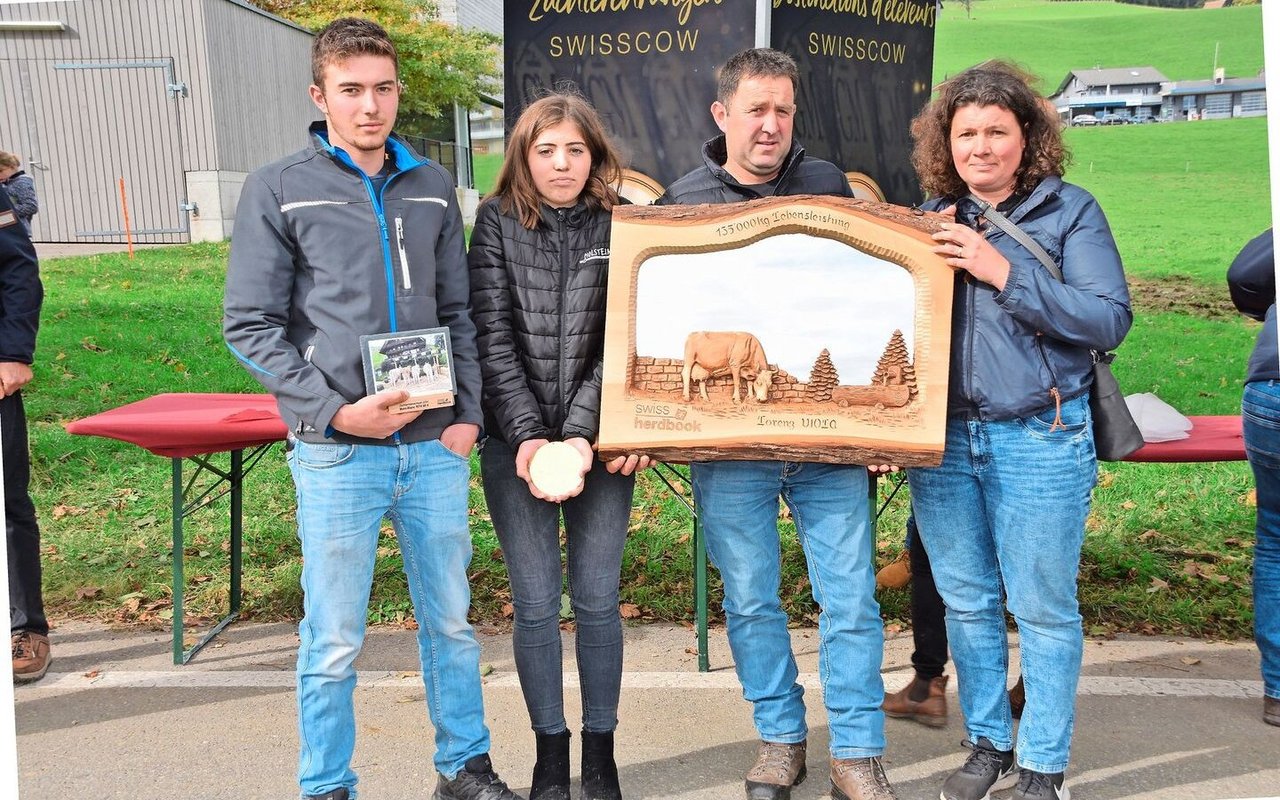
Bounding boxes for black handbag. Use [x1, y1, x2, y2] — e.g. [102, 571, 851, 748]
[965, 196, 1145, 461]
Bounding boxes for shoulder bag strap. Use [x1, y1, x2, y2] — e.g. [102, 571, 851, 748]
[966, 194, 1063, 282]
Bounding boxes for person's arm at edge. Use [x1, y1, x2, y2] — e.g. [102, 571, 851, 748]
[1228, 229, 1275, 321]
[0, 192, 41, 396]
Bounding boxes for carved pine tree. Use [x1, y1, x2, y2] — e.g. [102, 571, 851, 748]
[807, 349, 839, 402]
[872, 330, 918, 400]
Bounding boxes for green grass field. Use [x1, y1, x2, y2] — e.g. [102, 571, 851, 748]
[934, 0, 1263, 92]
[26, 0, 1273, 638]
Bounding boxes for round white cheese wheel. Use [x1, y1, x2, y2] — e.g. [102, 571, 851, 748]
[529, 441, 585, 497]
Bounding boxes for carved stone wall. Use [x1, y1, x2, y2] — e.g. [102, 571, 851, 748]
[633, 357, 805, 400]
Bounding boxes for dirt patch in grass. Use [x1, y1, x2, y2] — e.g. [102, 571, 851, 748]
[1128, 275, 1240, 321]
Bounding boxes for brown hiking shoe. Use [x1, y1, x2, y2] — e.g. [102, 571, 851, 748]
[875, 551, 911, 589]
[1265, 696, 1279, 727]
[830, 756, 898, 800]
[1009, 675, 1026, 719]
[882, 674, 947, 727]
[745, 740, 806, 799]
[12, 631, 51, 684]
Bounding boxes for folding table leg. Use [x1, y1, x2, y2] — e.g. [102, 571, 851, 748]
[170, 450, 246, 665]
[693, 511, 709, 673]
[172, 457, 184, 665]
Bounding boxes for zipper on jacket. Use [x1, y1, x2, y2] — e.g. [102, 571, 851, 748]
[1034, 331, 1065, 431]
[556, 208, 570, 428]
[395, 217, 412, 291]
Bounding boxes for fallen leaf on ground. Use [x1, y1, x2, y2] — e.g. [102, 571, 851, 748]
[1180, 657, 1201, 666]
[619, 603, 642, 619]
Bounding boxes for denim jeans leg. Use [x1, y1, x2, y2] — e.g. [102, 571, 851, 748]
[692, 460, 807, 744]
[909, 421, 1013, 755]
[1243, 381, 1280, 698]
[563, 465, 634, 734]
[985, 396, 1094, 774]
[395, 439, 491, 778]
[481, 438, 572, 734]
[289, 440, 390, 798]
[784, 462, 885, 758]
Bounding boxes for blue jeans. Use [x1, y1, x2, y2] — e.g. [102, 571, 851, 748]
[480, 438, 634, 734]
[1243, 380, 1280, 699]
[288, 438, 489, 798]
[692, 460, 885, 758]
[908, 395, 1096, 775]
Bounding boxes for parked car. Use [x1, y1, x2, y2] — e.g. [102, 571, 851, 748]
[1097, 113, 1131, 125]
[1071, 114, 1100, 127]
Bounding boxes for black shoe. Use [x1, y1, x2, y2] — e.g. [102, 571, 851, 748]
[581, 729, 622, 800]
[939, 737, 1016, 800]
[531, 730, 571, 800]
[1010, 769, 1069, 800]
[305, 790, 349, 800]
[435, 754, 526, 800]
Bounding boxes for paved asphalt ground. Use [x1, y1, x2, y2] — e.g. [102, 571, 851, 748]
[11, 620, 1276, 799]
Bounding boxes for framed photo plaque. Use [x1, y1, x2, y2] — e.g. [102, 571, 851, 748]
[596, 195, 954, 467]
[360, 327, 456, 414]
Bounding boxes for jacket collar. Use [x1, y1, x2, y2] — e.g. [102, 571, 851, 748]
[308, 121, 427, 175]
[953, 175, 1064, 224]
[700, 134, 806, 193]
[537, 200, 590, 229]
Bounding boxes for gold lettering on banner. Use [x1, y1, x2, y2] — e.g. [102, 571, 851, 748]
[549, 28, 700, 57]
[772, 0, 935, 28]
[807, 31, 908, 63]
[529, 0, 724, 27]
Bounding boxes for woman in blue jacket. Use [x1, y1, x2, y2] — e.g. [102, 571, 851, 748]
[469, 91, 648, 800]
[906, 62, 1132, 800]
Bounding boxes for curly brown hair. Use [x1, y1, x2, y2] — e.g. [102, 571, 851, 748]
[910, 61, 1068, 200]
[490, 90, 623, 230]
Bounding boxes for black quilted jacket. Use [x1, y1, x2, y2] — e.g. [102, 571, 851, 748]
[468, 197, 615, 447]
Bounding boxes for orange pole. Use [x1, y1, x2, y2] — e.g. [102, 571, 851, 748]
[118, 177, 134, 259]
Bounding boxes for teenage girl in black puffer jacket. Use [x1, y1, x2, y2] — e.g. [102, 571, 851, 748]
[468, 91, 649, 800]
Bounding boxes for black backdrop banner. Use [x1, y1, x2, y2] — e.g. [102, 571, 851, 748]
[772, 0, 936, 205]
[504, 0, 935, 202]
[504, 0, 752, 189]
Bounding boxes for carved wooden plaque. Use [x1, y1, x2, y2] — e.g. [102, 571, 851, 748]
[596, 195, 954, 467]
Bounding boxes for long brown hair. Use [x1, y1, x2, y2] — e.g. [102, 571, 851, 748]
[490, 90, 623, 229]
[910, 60, 1068, 199]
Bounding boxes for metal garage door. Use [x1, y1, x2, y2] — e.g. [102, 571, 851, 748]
[2, 58, 190, 243]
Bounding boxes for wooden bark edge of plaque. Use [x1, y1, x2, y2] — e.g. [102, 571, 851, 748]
[597, 194, 955, 467]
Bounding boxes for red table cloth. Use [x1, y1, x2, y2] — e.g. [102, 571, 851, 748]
[1124, 415, 1245, 464]
[66, 393, 287, 458]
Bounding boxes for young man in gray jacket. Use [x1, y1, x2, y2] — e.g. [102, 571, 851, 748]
[223, 18, 522, 800]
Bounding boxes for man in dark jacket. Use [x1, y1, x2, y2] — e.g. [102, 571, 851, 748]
[1, 185, 47, 683]
[657, 48, 895, 800]
[222, 18, 521, 800]
[1228, 229, 1280, 728]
